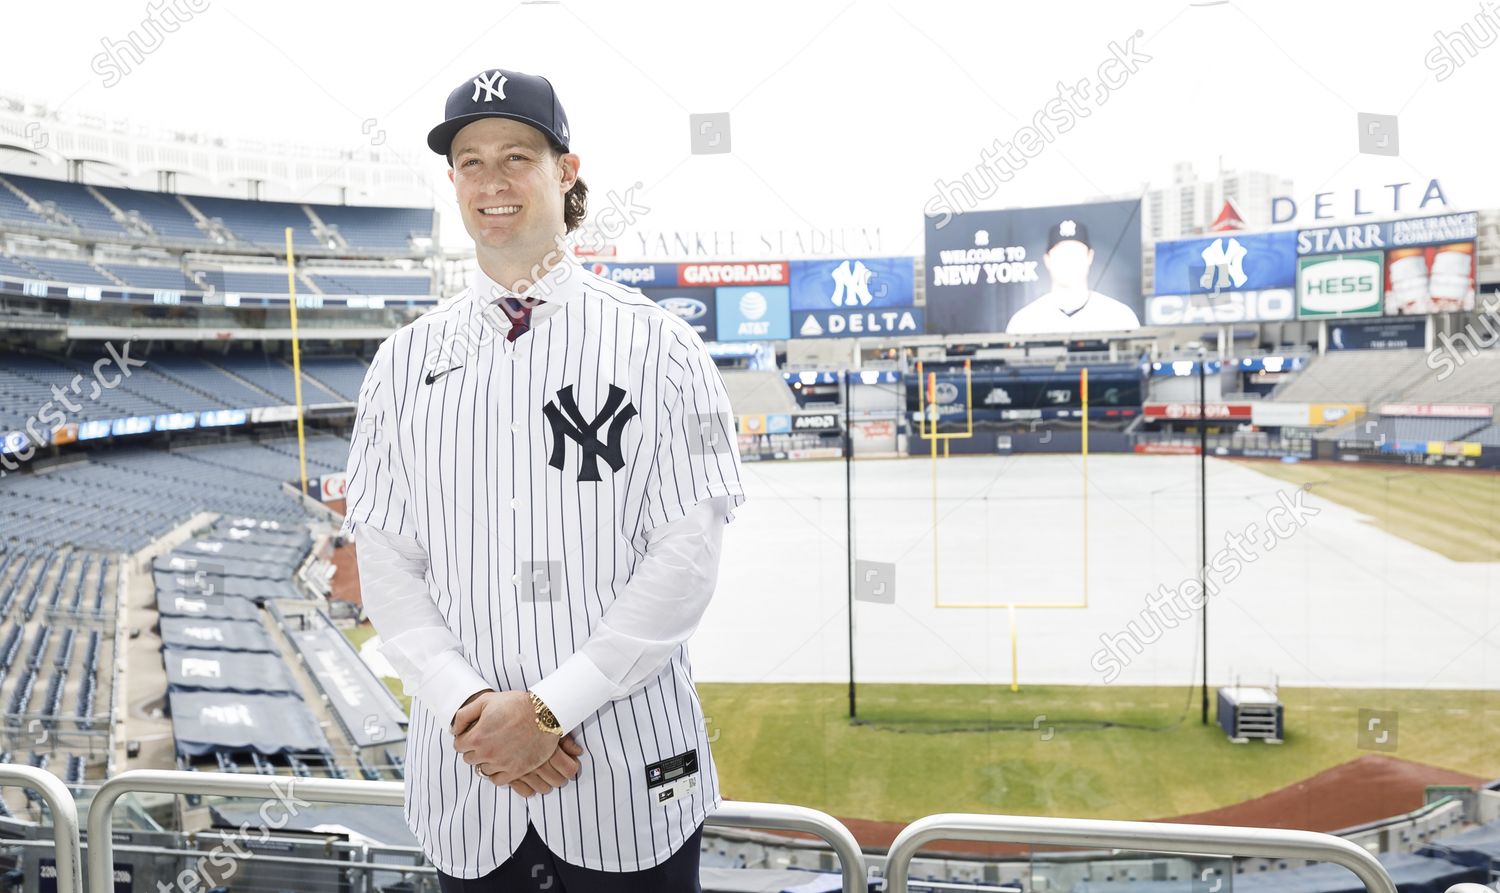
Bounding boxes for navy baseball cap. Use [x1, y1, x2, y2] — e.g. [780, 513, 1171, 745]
[1047, 219, 1091, 251]
[427, 68, 571, 158]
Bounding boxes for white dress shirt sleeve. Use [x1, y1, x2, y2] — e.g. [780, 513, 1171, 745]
[353, 522, 493, 728]
[529, 494, 729, 733]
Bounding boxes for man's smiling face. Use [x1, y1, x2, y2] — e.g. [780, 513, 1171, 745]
[448, 117, 578, 259]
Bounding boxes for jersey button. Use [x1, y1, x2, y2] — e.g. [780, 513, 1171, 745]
[509, 498, 519, 510]
[510, 422, 521, 433]
[510, 573, 520, 585]
[510, 352, 520, 362]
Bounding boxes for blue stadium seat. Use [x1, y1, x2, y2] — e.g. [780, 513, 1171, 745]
[186, 196, 321, 252]
[13, 255, 113, 286]
[6, 175, 124, 235]
[105, 263, 197, 290]
[309, 272, 432, 296]
[93, 184, 213, 244]
[309, 204, 433, 252]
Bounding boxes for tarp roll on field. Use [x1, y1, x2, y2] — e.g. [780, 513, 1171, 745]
[163, 647, 299, 694]
[159, 616, 276, 653]
[169, 690, 330, 756]
[154, 589, 260, 621]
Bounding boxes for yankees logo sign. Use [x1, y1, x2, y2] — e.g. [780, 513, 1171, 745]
[543, 384, 638, 481]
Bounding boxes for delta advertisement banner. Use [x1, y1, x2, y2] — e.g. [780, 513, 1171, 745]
[788, 256, 922, 339]
[924, 199, 1143, 336]
[1294, 211, 1478, 318]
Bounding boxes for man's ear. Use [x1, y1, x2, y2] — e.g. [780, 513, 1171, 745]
[559, 153, 581, 190]
[447, 167, 455, 186]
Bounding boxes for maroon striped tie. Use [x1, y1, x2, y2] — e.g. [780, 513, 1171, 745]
[499, 297, 540, 342]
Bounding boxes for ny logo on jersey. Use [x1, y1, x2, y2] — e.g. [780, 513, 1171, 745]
[543, 384, 638, 481]
[471, 70, 508, 103]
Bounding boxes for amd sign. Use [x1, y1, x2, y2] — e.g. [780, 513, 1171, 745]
[792, 413, 839, 432]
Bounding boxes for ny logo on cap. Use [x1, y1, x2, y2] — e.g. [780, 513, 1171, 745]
[472, 70, 508, 103]
[1059, 220, 1077, 238]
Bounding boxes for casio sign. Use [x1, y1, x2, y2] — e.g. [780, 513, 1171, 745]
[793, 414, 837, 431]
[659, 297, 707, 321]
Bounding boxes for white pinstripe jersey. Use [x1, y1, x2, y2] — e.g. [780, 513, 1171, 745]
[340, 260, 745, 876]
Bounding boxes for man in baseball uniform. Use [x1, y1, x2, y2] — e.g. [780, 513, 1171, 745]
[1005, 220, 1140, 335]
[341, 67, 745, 892]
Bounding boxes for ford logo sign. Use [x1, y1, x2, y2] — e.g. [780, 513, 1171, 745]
[660, 297, 707, 321]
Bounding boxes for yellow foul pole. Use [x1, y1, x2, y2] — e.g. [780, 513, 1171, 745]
[1081, 366, 1089, 608]
[285, 227, 311, 498]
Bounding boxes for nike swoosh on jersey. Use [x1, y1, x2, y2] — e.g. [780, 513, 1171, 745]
[424, 366, 463, 385]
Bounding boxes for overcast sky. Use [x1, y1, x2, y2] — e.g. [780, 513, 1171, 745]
[5, 0, 1497, 256]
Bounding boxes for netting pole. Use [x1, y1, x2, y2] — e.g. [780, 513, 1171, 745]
[1081, 366, 1089, 608]
[285, 227, 310, 499]
[845, 369, 856, 721]
[1199, 350, 1209, 726]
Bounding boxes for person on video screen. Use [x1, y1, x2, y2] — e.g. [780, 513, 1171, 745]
[1005, 219, 1139, 334]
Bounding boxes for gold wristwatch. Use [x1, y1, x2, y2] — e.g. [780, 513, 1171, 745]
[528, 691, 564, 736]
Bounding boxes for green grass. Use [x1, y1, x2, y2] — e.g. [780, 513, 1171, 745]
[1248, 461, 1500, 562]
[697, 683, 1500, 822]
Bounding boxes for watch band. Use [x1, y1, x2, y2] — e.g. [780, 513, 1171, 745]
[528, 691, 565, 736]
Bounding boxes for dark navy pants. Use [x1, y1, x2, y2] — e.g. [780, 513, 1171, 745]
[436, 823, 703, 892]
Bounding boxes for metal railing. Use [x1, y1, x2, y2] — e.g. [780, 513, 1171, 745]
[0, 763, 83, 893]
[882, 814, 1399, 893]
[710, 800, 867, 893]
[86, 769, 867, 893]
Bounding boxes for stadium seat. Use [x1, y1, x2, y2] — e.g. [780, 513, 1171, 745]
[307, 203, 434, 252]
[5, 175, 125, 235]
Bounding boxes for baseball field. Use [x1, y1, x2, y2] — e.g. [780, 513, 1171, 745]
[343, 457, 1500, 825]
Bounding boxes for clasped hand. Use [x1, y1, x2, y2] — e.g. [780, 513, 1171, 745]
[451, 690, 583, 797]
